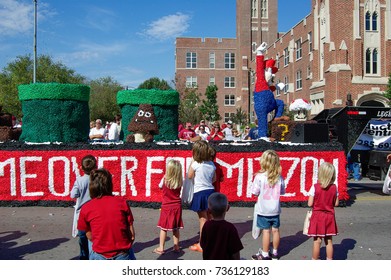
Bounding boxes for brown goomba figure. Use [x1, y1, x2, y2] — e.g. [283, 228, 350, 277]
[126, 104, 159, 143]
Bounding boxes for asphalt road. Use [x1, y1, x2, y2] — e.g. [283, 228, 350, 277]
[1, 178, 390, 260]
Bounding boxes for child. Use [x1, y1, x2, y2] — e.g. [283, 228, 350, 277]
[251, 150, 285, 260]
[153, 160, 184, 255]
[188, 140, 216, 252]
[209, 145, 224, 193]
[307, 162, 339, 260]
[70, 154, 97, 260]
[78, 168, 136, 260]
[200, 192, 243, 259]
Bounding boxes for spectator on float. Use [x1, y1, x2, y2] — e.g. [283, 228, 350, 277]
[242, 125, 251, 140]
[248, 119, 259, 140]
[222, 120, 234, 140]
[196, 124, 209, 141]
[178, 122, 196, 141]
[108, 114, 122, 141]
[89, 119, 105, 141]
[195, 120, 211, 135]
[207, 122, 225, 141]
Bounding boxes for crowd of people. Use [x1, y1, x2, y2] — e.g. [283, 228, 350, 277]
[177, 119, 258, 142]
[71, 140, 339, 260]
[88, 117, 259, 143]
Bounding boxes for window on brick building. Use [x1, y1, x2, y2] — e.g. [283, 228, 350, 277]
[276, 79, 281, 97]
[224, 113, 235, 123]
[224, 77, 235, 88]
[224, 95, 236, 106]
[365, 11, 371, 31]
[209, 77, 215, 86]
[365, 11, 378, 31]
[251, 0, 258, 18]
[296, 39, 302, 60]
[186, 76, 197, 88]
[296, 70, 302, 90]
[284, 48, 289, 66]
[209, 52, 215, 69]
[261, 0, 268, 18]
[365, 48, 378, 75]
[252, 42, 257, 53]
[308, 32, 312, 52]
[276, 54, 280, 68]
[372, 12, 378, 31]
[186, 52, 197, 68]
[224, 53, 235, 69]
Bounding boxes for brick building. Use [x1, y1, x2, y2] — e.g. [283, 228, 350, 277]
[175, 0, 391, 123]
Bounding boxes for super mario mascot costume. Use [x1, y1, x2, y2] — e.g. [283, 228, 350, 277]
[253, 42, 285, 138]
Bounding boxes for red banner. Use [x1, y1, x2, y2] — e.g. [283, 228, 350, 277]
[0, 149, 348, 203]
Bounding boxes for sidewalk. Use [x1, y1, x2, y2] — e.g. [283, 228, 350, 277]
[1, 178, 390, 260]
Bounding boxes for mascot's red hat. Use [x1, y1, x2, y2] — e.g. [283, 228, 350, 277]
[265, 59, 278, 74]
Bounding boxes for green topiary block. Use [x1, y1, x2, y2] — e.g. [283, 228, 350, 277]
[117, 89, 179, 141]
[18, 83, 90, 143]
[19, 83, 90, 102]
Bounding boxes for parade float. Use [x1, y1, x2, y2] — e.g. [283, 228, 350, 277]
[0, 83, 349, 208]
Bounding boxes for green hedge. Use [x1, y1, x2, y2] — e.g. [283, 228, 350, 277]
[18, 83, 90, 143]
[118, 89, 179, 141]
[19, 83, 90, 102]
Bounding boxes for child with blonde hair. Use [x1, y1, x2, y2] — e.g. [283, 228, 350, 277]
[251, 150, 285, 260]
[306, 162, 339, 260]
[153, 160, 184, 255]
[188, 140, 216, 252]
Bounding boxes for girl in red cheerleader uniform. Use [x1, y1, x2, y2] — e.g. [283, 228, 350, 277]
[307, 162, 339, 260]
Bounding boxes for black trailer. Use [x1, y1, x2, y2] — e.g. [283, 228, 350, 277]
[313, 106, 391, 180]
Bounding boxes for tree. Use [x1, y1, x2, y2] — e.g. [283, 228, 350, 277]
[232, 107, 248, 127]
[384, 72, 391, 105]
[178, 87, 202, 125]
[138, 77, 172, 90]
[89, 76, 123, 123]
[0, 54, 85, 117]
[199, 85, 221, 122]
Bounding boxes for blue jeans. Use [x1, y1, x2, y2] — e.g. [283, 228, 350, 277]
[78, 230, 89, 260]
[90, 250, 131, 260]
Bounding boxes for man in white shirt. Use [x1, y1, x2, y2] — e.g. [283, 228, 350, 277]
[108, 115, 122, 141]
[89, 119, 105, 141]
[222, 120, 234, 140]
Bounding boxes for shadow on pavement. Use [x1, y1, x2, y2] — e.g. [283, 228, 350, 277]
[0, 230, 70, 260]
[321, 238, 356, 260]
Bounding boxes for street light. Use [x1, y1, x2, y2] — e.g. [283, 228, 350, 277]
[33, 0, 37, 83]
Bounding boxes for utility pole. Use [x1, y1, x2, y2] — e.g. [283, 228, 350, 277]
[33, 0, 37, 83]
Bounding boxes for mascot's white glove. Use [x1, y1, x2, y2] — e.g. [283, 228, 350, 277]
[256, 42, 267, 55]
[277, 82, 286, 90]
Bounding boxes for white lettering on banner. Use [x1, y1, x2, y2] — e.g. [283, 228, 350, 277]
[246, 158, 256, 198]
[0, 158, 16, 196]
[0, 154, 342, 199]
[146, 157, 165, 197]
[120, 157, 138, 196]
[71, 156, 82, 179]
[20, 156, 43, 197]
[300, 157, 319, 196]
[217, 158, 244, 197]
[98, 157, 120, 195]
[48, 156, 70, 197]
[280, 157, 300, 197]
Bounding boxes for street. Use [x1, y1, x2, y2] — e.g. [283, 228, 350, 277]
[1, 178, 391, 260]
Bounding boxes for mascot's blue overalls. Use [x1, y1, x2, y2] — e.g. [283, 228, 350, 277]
[253, 42, 284, 138]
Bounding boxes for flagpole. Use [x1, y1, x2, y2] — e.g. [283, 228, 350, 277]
[33, 0, 37, 83]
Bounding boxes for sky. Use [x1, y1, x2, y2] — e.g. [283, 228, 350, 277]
[0, 0, 311, 88]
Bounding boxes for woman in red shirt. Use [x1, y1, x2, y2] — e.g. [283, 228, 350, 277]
[207, 122, 225, 141]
